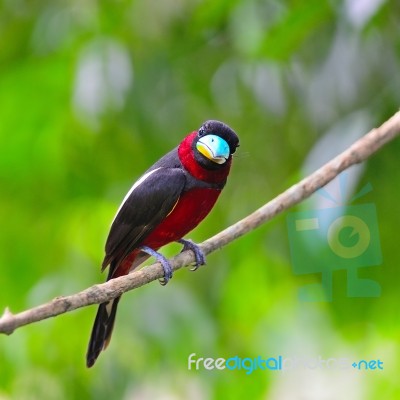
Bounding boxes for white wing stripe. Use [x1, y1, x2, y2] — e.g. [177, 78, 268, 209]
[111, 167, 163, 224]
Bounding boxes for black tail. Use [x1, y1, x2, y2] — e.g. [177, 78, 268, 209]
[86, 296, 121, 368]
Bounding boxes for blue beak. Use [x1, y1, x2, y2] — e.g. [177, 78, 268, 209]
[196, 135, 230, 164]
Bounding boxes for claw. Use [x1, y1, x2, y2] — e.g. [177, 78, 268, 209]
[177, 239, 206, 271]
[139, 246, 173, 285]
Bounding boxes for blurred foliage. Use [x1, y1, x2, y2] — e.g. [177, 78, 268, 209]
[1, 0, 400, 399]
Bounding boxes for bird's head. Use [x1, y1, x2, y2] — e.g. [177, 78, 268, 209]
[193, 120, 239, 169]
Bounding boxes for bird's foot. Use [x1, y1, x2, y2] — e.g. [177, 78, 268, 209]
[177, 239, 206, 271]
[139, 246, 172, 286]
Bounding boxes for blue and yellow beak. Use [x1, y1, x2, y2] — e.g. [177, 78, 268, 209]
[196, 135, 230, 164]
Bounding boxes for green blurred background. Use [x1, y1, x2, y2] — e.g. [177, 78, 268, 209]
[1, 0, 400, 399]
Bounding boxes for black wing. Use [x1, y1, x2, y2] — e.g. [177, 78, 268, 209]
[102, 167, 186, 274]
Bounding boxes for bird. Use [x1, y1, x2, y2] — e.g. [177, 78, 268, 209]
[86, 120, 239, 367]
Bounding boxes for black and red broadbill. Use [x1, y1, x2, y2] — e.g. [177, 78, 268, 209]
[86, 120, 239, 367]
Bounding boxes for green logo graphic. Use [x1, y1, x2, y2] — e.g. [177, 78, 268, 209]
[287, 199, 382, 301]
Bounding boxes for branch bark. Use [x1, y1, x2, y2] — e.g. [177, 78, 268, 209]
[1, 111, 400, 335]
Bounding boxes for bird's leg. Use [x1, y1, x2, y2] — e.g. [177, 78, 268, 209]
[177, 239, 206, 271]
[139, 246, 173, 286]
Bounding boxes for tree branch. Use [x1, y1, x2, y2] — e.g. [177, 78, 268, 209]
[1, 111, 400, 335]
